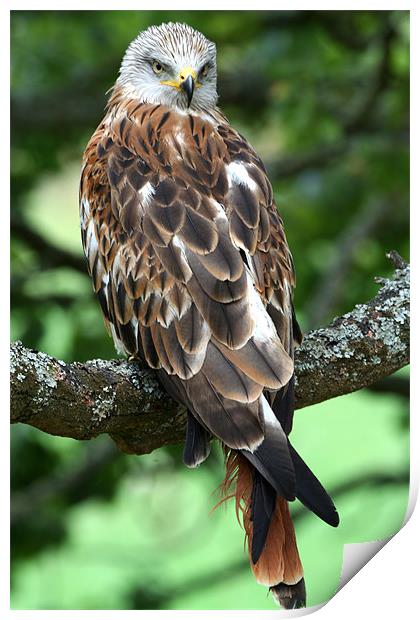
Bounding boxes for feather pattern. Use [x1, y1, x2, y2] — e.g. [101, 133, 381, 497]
[80, 44, 337, 606]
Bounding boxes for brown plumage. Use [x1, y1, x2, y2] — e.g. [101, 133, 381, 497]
[80, 22, 339, 608]
[221, 451, 303, 587]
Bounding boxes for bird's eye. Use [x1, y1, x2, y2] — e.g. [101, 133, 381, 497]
[200, 63, 209, 78]
[152, 61, 164, 74]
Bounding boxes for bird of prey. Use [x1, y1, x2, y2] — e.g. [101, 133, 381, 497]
[80, 22, 339, 608]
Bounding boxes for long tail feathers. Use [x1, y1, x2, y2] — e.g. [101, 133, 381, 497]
[289, 442, 339, 527]
[200, 389, 338, 609]
[220, 451, 305, 607]
[250, 469, 276, 563]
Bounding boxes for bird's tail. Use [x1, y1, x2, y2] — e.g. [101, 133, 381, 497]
[220, 450, 306, 609]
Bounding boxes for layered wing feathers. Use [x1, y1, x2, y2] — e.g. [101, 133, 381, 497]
[80, 96, 296, 455]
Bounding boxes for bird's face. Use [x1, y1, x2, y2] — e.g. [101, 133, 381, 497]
[118, 22, 218, 111]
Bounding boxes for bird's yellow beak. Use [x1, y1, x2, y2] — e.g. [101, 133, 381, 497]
[161, 66, 197, 107]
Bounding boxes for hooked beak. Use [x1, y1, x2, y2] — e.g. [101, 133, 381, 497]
[161, 66, 197, 107]
[179, 74, 195, 107]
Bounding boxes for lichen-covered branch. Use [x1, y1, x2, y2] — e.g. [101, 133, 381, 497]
[294, 253, 409, 407]
[10, 254, 409, 455]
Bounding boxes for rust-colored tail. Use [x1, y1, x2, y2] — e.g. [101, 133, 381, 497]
[221, 450, 306, 608]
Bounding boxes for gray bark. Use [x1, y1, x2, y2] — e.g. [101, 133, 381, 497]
[10, 253, 409, 455]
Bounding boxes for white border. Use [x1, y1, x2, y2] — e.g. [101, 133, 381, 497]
[4, 3, 416, 618]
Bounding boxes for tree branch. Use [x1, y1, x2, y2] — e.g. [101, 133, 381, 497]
[10, 255, 409, 455]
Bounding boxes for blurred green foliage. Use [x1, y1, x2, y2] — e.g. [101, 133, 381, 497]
[11, 10, 409, 610]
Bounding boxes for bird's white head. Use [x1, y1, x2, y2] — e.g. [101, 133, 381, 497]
[117, 22, 218, 112]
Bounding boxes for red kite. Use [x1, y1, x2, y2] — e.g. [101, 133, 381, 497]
[80, 22, 338, 608]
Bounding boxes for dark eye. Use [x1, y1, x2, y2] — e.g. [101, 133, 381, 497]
[152, 61, 164, 74]
[200, 63, 209, 78]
